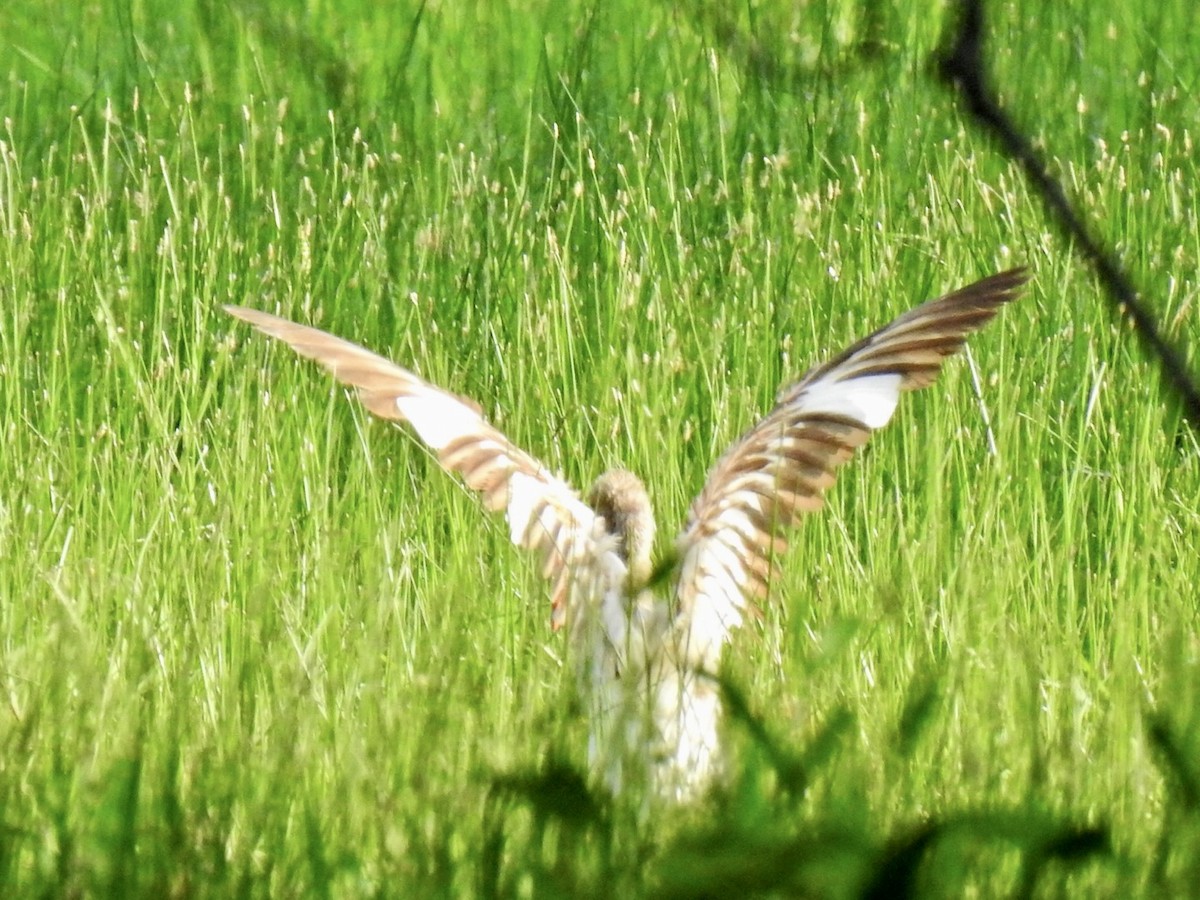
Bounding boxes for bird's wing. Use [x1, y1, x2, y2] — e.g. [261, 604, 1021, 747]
[225, 306, 621, 629]
[670, 268, 1028, 666]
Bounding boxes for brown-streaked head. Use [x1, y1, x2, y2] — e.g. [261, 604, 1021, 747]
[588, 469, 656, 583]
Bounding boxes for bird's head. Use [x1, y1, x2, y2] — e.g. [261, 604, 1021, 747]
[588, 469, 656, 585]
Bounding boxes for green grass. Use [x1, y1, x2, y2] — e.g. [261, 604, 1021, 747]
[2, 0, 1200, 895]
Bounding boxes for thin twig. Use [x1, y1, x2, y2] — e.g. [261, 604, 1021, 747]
[935, 0, 1200, 430]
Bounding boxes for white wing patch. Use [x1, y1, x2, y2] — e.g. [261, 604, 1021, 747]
[393, 392, 487, 451]
[798, 372, 904, 428]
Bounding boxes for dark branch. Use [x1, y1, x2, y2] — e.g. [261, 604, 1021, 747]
[935, 0, 1200, 429]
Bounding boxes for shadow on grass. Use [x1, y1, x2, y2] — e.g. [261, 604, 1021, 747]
[1146, 706, 1200, 889]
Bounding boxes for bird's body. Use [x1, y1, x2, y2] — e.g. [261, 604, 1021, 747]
[227, 268, 1027, 802]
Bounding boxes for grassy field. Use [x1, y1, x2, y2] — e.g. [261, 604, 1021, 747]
[3, 0, 1200, 895]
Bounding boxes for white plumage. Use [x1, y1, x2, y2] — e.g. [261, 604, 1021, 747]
[226, 267, 1027, 802]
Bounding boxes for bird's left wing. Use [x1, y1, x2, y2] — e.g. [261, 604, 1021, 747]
[225, 306, 618, 629]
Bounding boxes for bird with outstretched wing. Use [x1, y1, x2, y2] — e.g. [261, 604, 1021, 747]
[226, 267, 1027, 802]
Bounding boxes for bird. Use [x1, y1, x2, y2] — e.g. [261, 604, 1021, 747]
[225, 267, 1027, 803]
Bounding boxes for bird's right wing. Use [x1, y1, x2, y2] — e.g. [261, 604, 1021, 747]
[225, 306, 622, 629]
[669, 269, 1029, 668]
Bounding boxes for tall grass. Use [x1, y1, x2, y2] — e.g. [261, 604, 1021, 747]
[2, 0, 1198, 894]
